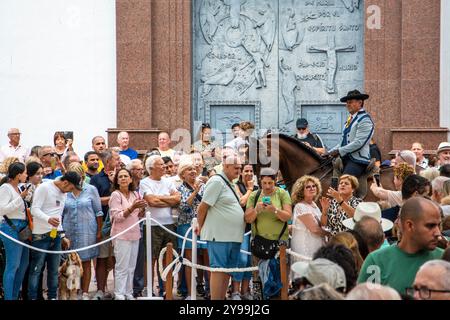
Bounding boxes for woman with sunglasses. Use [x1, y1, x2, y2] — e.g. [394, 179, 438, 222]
[291, 176, 330, 264]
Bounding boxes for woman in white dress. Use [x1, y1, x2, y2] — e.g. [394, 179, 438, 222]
[290, 175, 330, 266]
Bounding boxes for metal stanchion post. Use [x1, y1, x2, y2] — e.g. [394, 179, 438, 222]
[138, 210, 163, 300]
[191, 218, 198, 300]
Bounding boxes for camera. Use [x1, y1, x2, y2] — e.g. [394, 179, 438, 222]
[63, 131, 73, 140]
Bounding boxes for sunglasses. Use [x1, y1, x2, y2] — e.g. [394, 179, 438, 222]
[305, 185, 317, 190]
[43, 152, 57, 157]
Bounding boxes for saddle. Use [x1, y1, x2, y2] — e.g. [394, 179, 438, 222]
[332, 158, 378, 199]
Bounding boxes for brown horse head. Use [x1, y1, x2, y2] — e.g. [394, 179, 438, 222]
[248, 133, 325, 191]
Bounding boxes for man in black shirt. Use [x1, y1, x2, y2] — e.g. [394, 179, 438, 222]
[294, 118, 326, 155]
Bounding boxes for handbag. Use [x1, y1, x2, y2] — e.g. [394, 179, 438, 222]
[249, 189, 287, 260]
[3, 216, 32, 243]
[4, 198, 32, 243]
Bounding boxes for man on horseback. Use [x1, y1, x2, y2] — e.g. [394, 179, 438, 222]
[324, 89, 374, 179]
[293, 118, 326, 155]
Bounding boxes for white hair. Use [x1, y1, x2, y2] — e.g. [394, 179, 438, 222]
[126, 159, 143, 171]
[432, 176, 450, 194]
[345, 283, 401, 300]
[117, 131, 129, 140]
[145, 155, 162, 173]
[418, 260, 450, 290]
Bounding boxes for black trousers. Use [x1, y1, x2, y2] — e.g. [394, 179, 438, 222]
[342, 156, 368, 177]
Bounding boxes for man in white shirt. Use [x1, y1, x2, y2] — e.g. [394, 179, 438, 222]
[27, 172, 82, 300]
[157, 132, 176, 159]
[140, 155, 180, 295]
[0, 128, 30, 164]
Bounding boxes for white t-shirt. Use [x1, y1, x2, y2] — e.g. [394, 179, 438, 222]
[140, 177, 176, 225]
[158, 148, 176, 159]
[31, 180, 67, 234]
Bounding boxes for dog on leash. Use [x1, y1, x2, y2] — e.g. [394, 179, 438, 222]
[58, 252, 83, 300]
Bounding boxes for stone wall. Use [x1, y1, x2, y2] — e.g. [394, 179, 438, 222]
[111, 0, 448, 158]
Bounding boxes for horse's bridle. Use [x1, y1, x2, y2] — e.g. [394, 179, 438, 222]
[307, 157, 334, 181]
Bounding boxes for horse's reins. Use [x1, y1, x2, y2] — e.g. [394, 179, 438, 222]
[307, 157, 334, 181]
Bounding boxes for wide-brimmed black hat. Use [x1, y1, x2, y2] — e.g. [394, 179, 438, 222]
[340, 90, 369, 102]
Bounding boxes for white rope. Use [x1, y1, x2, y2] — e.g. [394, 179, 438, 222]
[0, 218, 146, 254]
[286, 249, 312, 261]
[157, 247, 258, 281]
[150, 218, 252, 255]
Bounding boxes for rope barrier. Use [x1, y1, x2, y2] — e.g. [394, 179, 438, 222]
[0, 216, 309, 275]
[0, 218, 146, 254]
[158, 247, 259, 281]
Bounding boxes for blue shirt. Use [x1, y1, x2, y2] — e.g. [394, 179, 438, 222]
[44, 169, 62, 180]
[90, 170, 112, 220]
[62, 184, 103, 261]
[120, 148, 138, 160]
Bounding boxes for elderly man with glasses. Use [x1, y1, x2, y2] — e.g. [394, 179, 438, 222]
[408, 260, 450, 300]
[0, 128, 30, 164]
[293, 118, 326, 155]
[38, 145, 63, 180]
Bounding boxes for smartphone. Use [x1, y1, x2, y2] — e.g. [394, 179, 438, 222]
[262, 196, 271, 205]
[19, 184, 32, 193]
[331, 177, 339, 190]
[64, 131, 74, 141]
[374, 173, 381, 187]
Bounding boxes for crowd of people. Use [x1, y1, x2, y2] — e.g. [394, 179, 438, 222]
[1, 98, 450, 300]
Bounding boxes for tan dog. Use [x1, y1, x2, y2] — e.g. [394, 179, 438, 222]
[58, 252, 83, 300]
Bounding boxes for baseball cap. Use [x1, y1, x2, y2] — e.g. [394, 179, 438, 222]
[296, 118, 308, 129]
[291, 258, 347, 290]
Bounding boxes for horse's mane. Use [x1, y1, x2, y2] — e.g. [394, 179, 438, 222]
[265, 133, 324, 163]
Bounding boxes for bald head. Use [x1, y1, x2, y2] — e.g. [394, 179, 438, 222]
[400, 197, 439, 223]
[399, 197, 442, 251]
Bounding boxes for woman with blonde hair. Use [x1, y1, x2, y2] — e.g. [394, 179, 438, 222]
[370, 163, 415, 207]
[0, 157, 19, 179]
[320, 174, 362, 235]
[290, 175, 330, 262]
[329, 232, 364, 272]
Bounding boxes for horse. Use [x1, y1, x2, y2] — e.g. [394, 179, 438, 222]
[248, 133, 395, 201]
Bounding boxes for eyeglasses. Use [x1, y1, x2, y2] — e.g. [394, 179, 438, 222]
[42, 152, 57, 157]
[305, 185, 317, 190]
[9, 133, 21, 136]
[405, 286, 450, 299]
